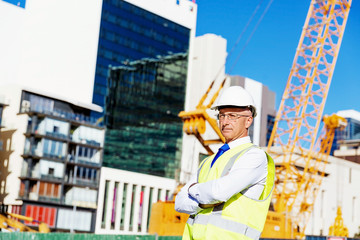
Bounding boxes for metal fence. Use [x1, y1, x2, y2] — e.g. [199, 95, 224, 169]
[0, 233, 182, 240]
[2, 233, 359, 240]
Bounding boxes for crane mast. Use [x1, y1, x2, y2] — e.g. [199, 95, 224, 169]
[266, 0, 352, 237]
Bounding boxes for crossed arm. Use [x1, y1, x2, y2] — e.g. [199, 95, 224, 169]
[175, 150, 267, 215]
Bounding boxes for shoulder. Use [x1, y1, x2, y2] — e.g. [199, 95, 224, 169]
[239, 146, 267, 168]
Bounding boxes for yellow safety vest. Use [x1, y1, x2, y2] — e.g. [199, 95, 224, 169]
[182, 143, 275, 240]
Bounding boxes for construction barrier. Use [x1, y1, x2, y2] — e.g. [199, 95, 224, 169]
[0, 233, 182, 240]
[306, 236, 360, 240]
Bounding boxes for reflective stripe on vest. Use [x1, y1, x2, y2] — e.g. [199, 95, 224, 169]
[187, 213, 261, 240]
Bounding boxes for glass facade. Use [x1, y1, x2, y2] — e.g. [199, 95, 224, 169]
[266, 115, 275, 146]
[92, 0, 191, 178]
[104, 53, 188, 178]
[92, 0, 190, 110]
[332, 117, 360, 153]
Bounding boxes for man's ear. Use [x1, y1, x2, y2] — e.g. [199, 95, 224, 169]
[245, 117, 253, 129]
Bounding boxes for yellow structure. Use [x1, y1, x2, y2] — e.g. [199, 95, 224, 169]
[328, 207, 349, 237]
[267, 0, 352, 237]
[0, 212, 50, 233]
[148, 201, 189, 236]
[178, 78, 226, 155]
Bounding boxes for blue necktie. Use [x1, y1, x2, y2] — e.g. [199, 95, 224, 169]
[211, 143, 230, 167]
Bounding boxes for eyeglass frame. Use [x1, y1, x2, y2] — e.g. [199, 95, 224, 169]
[216, 113, 252, 121]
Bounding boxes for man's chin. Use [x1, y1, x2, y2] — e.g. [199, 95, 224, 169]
[222, 134, 232, 141]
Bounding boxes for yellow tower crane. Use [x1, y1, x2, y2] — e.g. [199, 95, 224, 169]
[266, 0, 352, 238]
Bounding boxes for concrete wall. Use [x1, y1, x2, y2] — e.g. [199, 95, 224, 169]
[0, 86, 27, 205]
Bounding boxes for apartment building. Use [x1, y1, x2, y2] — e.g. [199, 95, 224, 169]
[0, 85, 105, 232]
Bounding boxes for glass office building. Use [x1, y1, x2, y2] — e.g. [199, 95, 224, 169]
[92, 0, 191, 178]
[92, 0, 190, 109]
[104, 53, 188, 178]
[332, 117, 360, 154]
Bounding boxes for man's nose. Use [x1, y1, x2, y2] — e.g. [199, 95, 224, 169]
[221, 116, 231, 124]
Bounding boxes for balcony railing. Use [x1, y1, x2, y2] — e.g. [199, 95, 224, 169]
[65, 199, 97, 209]
[21, 193, 61, 203]
[42, 152, 66, 160]
[20, 106, 103, 128]
[68, 155, 101, 167]
[45, 131, 68, 140]
[68, 178, 98, 188]
[38, 196, 61, 203]
[40, 174, 63, 181]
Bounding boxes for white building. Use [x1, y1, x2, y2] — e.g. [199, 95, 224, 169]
[180, 34, 277, 183]
[95, 167, 176, 234]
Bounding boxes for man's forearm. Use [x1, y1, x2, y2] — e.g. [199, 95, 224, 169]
[174, 180, 202, 215]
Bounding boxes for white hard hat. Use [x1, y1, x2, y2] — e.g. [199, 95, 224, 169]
[211, 86, 257, 117]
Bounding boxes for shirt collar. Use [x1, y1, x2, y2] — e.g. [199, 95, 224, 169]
[227, 136, 252, 149]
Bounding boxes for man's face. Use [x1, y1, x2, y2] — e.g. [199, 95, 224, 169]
[218, 107, 253, 143]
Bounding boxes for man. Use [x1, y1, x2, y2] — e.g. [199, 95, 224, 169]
[175, 86, 275, 240]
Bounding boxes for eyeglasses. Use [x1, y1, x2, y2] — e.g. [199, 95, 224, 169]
[216, 113, 252, 121]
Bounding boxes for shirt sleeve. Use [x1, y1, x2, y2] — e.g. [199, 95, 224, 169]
[174, 175, 202, 215]
[188, 148, 267, 204]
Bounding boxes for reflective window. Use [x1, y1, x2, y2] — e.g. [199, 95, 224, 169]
[92, 0, 190, 109]
[103, 53, 188, 178]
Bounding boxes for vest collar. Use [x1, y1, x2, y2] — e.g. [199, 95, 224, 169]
[228, 136, 252, 149]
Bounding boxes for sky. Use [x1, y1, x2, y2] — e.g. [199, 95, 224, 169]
[195, 0, 360, 116]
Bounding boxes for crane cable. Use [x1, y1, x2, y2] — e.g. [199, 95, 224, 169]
[228, 0, 274, 74]
[227, 0, 265, 62]
[210, 0, 273, 84]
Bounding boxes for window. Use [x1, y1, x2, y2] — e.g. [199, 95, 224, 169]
[48, 168, 54, 176]
[25, 205, 57, 227]
[38, 182, 60, 199]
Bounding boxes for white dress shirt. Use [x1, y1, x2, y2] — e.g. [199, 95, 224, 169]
[175, 136, 268, 215]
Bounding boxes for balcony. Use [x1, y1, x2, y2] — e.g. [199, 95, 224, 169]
[21, 192, 61, 204]
[67, 200, 97, 209]
[67, 155, 101, 167]
[24, 148, 43, 158]
[21, 105, 103, 128]
[38, 196, 61, 203]
[42, 152, 66, 161]
[45, 131, 68, 141]
[67, 178, 98, 188]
